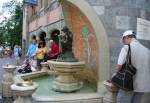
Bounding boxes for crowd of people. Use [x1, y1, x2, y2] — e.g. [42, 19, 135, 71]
[17, 36, 59, 73]
[0, 46, 14, 58]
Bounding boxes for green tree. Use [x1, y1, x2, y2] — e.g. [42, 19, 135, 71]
[0, 0, 23, 47]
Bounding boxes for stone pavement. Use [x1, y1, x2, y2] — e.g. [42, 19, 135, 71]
[0, 56, 24, 97]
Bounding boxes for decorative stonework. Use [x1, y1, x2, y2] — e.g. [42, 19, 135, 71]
[48, 60, 85, 92]
[11, 82, 38, 103]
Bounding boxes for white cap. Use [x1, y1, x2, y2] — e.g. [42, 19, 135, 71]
[122, 30, 136, 38]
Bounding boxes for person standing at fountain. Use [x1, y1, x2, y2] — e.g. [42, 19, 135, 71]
[48, 39, 59, 60]
[26, 36, 38, 62]
[35, 41, 48, 70]
[14, 45, 21, 65]
[30, 54, 37, 72]
[116, 30, 150, 103]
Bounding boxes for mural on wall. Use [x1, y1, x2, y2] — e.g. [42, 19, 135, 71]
[68, 4, 99, 80]
[82, 26, 95, 69]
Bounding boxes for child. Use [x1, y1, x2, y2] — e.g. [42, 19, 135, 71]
[30, 55, 37, 72]
[17, 59, 32, 74]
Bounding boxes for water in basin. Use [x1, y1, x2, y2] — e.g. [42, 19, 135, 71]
[31, 75, 97, 96]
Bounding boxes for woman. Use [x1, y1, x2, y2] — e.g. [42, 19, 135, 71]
[48, 40, 59, 60]
[35, 41, 48, 70]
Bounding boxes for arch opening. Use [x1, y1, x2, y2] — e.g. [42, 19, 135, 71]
[62, 0, 110, 90]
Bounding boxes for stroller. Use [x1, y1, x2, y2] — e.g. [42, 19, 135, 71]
[17, 59, 32, 74]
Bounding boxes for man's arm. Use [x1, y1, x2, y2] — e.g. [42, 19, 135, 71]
[117, 47, 128, 71]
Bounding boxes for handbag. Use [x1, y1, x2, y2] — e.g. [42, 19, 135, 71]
[111, 45, 136, 91]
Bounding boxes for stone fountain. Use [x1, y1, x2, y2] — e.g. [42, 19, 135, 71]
[11, 81, 38, 103]
[2, 65, 16, 97]
[48, 26, 85, 92]
[48, 60, 85, 92]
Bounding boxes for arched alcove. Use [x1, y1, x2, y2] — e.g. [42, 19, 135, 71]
[61, 0, 110, 91]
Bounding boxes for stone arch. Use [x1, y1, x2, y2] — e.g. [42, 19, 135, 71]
[62, 0, 110, 88]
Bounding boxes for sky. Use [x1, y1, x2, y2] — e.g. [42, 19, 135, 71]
[0, 0, 23, 21]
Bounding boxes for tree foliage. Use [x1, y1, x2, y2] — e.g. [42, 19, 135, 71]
[0, 0, 23, 47]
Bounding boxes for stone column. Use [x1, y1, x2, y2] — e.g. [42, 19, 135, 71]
[2, 65, 16, 98]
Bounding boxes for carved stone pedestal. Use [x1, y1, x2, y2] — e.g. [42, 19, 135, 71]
[48, 60, 85, 92]
[2, 65, 16, 98]
[11, 83, 38, 103]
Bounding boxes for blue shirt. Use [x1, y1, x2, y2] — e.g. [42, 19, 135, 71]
[27, 44, 37, 61]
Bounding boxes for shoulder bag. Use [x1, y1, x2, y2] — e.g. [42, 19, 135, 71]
[111, 45, 136, 91]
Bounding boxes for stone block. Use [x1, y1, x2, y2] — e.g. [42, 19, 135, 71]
[93, 6, 105, 16]
[141, 10, 150, 21]
[116, 16, 130, 30]
[87, 0, 111, 6]
[139, 39, 150, 49]
[105, 6, 139, 16]
[129, 17, 137, 31]
[111, 0, 128, 6]
[100, 15, 116, 29]
[108, 37, 123, 76]
[105, 27, 124, 37]
[136, 0, 150, 12]
[128, 7, 140, 17]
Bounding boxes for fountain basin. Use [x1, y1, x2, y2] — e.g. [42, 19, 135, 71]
[11, 82, 38, 96]
[3, 65, 16, 71]
[13, 71, 102, 103]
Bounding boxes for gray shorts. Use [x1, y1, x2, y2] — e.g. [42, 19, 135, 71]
[131, 92, 150, 103]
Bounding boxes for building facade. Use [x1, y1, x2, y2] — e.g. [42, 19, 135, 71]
[23, 0, 150, 88]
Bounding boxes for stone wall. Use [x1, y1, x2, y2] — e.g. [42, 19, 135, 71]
[86, 0, 150, 76]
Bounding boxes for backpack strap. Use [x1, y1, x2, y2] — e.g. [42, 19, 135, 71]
[126, 44, 131, 64]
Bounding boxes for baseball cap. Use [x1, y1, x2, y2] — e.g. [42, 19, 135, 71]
[122, 30, 136, 39]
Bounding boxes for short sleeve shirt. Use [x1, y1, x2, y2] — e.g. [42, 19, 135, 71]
[117, 45, 128, 65]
